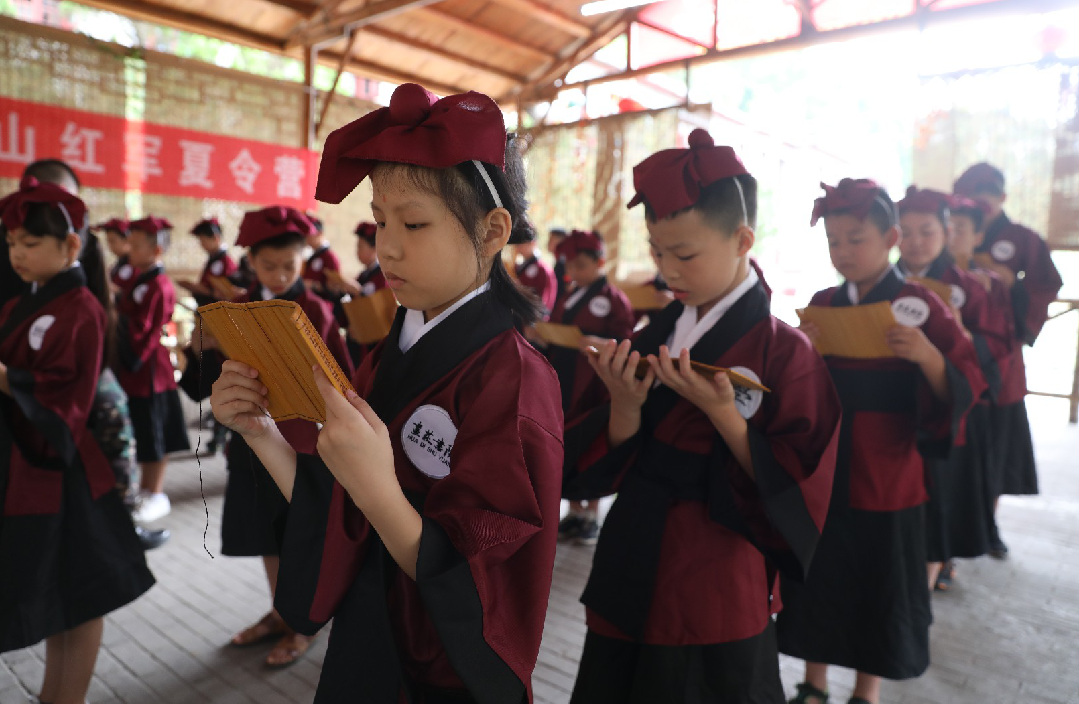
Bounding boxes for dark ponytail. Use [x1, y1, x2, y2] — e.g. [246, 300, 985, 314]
[78, 230, 116, 370]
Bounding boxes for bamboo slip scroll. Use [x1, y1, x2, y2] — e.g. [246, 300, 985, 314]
[797, 302, 898, 359]
[208, 275, 237, 301]
[342, 288, 399, 345]
[908, 276, 953, 304]
[584, 347, 771, 392]
[533, 322, 584, 349]
[197, 300, 355, 423]
[617, 282, 673, 312]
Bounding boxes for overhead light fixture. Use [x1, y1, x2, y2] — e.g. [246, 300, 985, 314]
[580, 0, 660, 16]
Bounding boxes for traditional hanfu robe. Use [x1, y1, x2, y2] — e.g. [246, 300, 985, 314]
[109, 253, 136, 292]
[303, 244, 342, 300]
[193, 247, 238, 307]
[181, 279, 351, 557]
[115, 264, 189, 462]
[273, 289, 564, 703]
[339, 261, 389, 369]
[0, 267, 154, 652]
[976, 213, 1061, 497]
[515, 255, 557, 316]
[777, 266, 986, 680]
[546, 276, 634, 418]
[562, 263, 840, 703]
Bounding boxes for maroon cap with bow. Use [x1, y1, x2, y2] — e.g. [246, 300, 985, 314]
[556, 229, 604, 261]
[0, 175, 87, 232]
[810, 178, 892, 226]
[949, 195, 992, 217]
[236, 205, 316, 248]
[354, 221, 377, 241]
[897, 186, 953, 216]
[627, 129, 749, 221]
[316, 83, 507, 204]
[130, 216, 173, 236]
[191, 217, 222, 236]
[91, 218, 130, 236]
[953, 163, 1005, 197]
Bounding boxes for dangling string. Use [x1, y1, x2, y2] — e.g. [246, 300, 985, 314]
[196, 315, 213, 559]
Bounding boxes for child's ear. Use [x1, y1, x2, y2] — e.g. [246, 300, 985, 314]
[885, 225, 900, 249]
[734, 225, 755, 257]
[65, 232, 81, 263]
[480, 208, 512, 257]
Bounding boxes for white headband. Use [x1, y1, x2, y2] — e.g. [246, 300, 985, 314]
[55, 202, 75, 234]
[874, 194, 894, 223]
[472, 160, 503, 209]
[733, 177, 748, 225]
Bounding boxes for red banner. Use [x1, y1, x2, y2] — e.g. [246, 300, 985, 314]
[0, 96, 317, 208]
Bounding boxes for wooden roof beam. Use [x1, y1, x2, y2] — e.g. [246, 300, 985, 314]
[417, 7, 556, 63]
[320, 50, 465, 97]
[255, 0, 322, 15]
[484, 0, 591, 38]
[289, 0, 448, 47]
[362, 26, 529, 83]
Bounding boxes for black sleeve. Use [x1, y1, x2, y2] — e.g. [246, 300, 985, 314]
[177, 348, 223, 402]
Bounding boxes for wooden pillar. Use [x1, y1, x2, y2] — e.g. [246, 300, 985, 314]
[302, 44, 317, 149]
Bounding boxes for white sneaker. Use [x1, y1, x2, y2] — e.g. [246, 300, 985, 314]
[132, 492, 171, 523]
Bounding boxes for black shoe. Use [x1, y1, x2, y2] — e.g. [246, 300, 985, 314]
[557, 514, 584, 541]
[988, 537, 1009, 560]
[789, 682, 829, 704]
[574, 519, 600, 546]
[135, 525, 170, 551]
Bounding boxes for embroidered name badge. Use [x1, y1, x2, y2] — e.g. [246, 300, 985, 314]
[991, 240, 1016, 262]
[949, 284, 967, 310]
[28, 315, 56, 351]
[362, 282, 377, 296]
[310, 258, 324, 272]
[210, 260, 224, 276]
[729, 366, 764, 419]
[892, 296, 930, 327]
[589, 296, 611, 318]
[132, 284, 149, 305]
[402, 405, 458, 479]
[525, 264, 538, 278]
[118, 263, 133, 280]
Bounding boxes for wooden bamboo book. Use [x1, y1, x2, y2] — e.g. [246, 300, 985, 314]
[585, 347, 771, 392]
[972, 253, 996, 270]
[797, 302, 898, 359]
[324, 269, 346, 287]
[617, 282, 672, 311]
[342, 288, 398, 345]
[208, 275, 237, 301]
[197, 300, 355, 423]
[908, 276, 954, 305]
[533, 322, 584, 349]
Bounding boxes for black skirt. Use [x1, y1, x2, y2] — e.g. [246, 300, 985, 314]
[776, 504, 931, 681]
[221, 436, 286, 557]
[925, 404, 993, 562]
[128, 389, 191, 463]
[570, 621, 785, 704]
[0, 470, 155, 652]
[987, 401, 1038, 496]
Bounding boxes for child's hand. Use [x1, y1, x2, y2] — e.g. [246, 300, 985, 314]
[984, 261, 1016, 288]
[311, 366, 398, 500]
[798, 320, 821, 345]
[579, 335, 611, 353]
[648, 346, 735, 416]
[210, 360, 274, 439]
[341, 280, 362, 297]
[969, 270, 993, 292]
[886, 324, 939, 365]
[588, 339, 653, 411]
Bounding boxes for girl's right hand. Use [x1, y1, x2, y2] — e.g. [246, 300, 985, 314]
[210, 360, 274, 439]
[588, 338, 653, 411]
[798, 320, 821, 345]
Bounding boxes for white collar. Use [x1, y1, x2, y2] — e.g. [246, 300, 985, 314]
[666, 266, 759, 356]
[563, 280, 596, 311]
[363, 258, 380, 273]
[846, 265, 894, 305]
[399, 281, 491, 352]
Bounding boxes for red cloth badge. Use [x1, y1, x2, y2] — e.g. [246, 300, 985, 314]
[316, 83, 507, 204]
[0, 176, 87, 232]
[810, 178, 887, 226]
[129, 216, 174, 236]
[236, 205, 316, 247]
[91, 218, 130, 235]
[953, 163, 1005, 197]
[556, 229, 604, 260]
[627, 129, 748, 220]
[897, 186, 952, 216]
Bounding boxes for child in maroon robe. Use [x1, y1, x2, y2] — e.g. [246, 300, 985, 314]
[210, 83, 563, 703]
[953, 162, 1063, 557]
[176, 217, 238, 307]
[337, 221, 389, 368]
[117, 216, 190, 525]
[92, 217, 135, 292]
[301, 212, 342, 300]
[513, 238, 557, 316]
[0, 177, 153, 704]
[180, 205, 352, 667]
[563, 130, 841, 704]
[896, 187, 1014, 589]
[778, 179, 986, 704]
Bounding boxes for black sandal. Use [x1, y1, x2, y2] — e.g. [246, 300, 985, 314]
[848, 698, 873, 704]
[790, 683, 830, 704]
[934, 560, 955, 592]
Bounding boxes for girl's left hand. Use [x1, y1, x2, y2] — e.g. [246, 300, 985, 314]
[311, 366, 398, 500]
[648, 346, 735, 416]
[886, 324, 937, 365]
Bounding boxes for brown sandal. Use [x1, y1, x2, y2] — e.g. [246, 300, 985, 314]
[265, 630, 315, 668]
[230, 612, 288, 647]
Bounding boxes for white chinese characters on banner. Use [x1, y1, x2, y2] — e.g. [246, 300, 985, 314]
[178, 140, 215, 189]
[0, 112, 35, 165]
[229, 148, 262, 194]
[124, 133, 164, 182]
[60, 122, 105, 174]
[274, 155, 306, 200]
